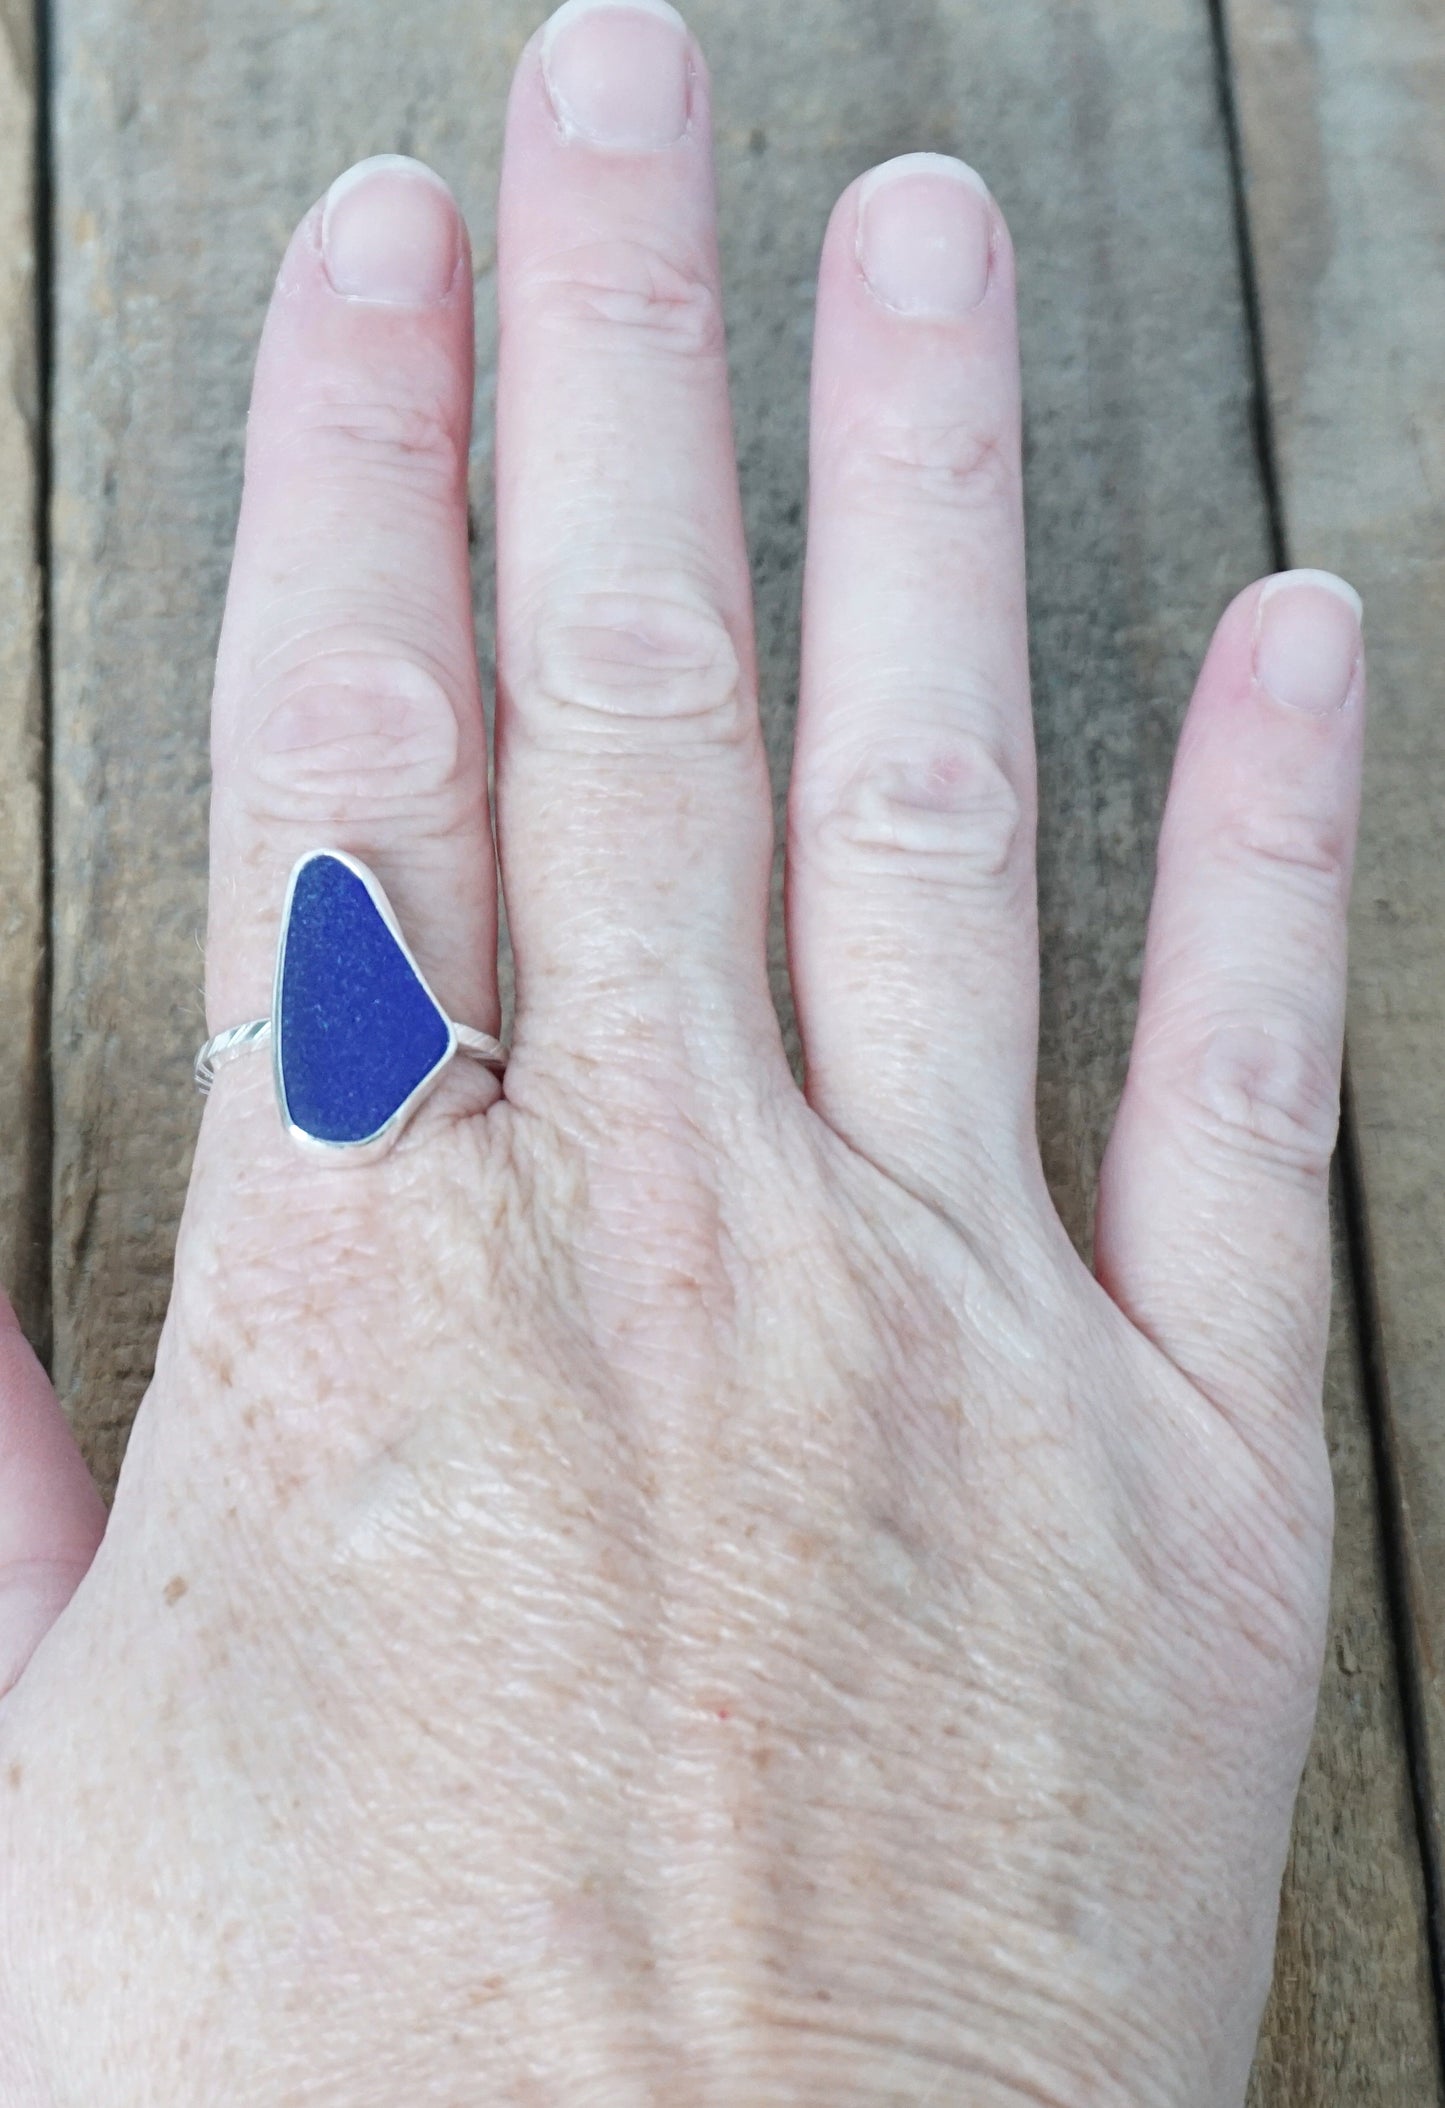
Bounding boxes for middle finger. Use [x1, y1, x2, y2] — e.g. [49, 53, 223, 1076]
[494, 0, 780, 1086]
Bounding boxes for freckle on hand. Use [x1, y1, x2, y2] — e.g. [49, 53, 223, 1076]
[164, 1576, 190, 1606]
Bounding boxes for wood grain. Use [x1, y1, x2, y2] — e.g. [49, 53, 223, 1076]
[1227, 0, 1445, 1952]
[1252, 1191, 1442, 2104]
[0, 0, 48, 1346]
[45, 0, 1440, 2089]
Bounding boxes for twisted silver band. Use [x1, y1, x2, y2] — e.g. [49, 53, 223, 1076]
[195, 1018, 506, 1096]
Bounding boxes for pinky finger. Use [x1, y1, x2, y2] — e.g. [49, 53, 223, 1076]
[1095, 571, 1365, 1439]
[0, 1302, 105, 1696]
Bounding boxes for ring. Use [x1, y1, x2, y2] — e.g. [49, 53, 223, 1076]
[195, 849, 506, 1163]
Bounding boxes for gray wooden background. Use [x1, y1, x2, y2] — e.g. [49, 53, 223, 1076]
[1, 0, 1442, 2094]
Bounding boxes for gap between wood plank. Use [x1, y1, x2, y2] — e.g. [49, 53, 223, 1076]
[31, 0, 55, 1377]
[1205, 0, 1445, 2065]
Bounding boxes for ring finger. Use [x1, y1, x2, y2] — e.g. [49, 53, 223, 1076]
[205, 156, 498, 1099]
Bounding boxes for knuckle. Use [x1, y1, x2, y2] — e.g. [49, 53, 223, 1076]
[246, 649, 471, 824]
[1223, 806, 1351, 902]
[516, 585, 751, 750]
[1182, 1019, 1341, 1178]
[836, 413, 1016, 515]
[280, 388, 466, 494]
[805, 732, 1026, 890]
[522, 235, 725, 361]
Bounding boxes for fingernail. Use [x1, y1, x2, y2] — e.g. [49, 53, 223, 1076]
[542, 0, 691, 150]
[1254, 570, 1363, 716]
[321, 155, 461, 306]
[857, 154, 994, 318]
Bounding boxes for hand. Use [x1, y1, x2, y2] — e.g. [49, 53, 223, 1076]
[0, 2, 1365, 2101]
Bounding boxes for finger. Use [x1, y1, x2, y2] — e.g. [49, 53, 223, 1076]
[0, 1301, 105, 1696]
[1096, 571, 1365, 1431]
[785, 155, 1037, 1208]
[494, 0, 779, 1078]
[205, 156, 497, 1065]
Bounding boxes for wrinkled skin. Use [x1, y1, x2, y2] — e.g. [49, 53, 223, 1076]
[0, 3, 1364, 2103]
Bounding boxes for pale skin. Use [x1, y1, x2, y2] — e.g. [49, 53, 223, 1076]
[0, 0, 1367, 2100]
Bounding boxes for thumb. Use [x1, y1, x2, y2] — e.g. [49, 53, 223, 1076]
[0, 1299, 105, 1697]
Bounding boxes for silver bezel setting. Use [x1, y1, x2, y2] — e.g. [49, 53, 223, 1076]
[271, 849, 459, 1166]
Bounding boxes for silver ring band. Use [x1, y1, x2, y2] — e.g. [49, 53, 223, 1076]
[194, 1017, 505, 1096]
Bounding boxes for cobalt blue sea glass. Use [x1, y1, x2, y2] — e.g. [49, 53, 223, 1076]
[276, 854, 452, 1148]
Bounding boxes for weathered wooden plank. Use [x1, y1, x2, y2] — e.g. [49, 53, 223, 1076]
[1251, 1190, 1442, 2104]
[47, 0, 1437, 2090]
[1226, 0, 1445, 1977]
[0, 0, 48, 1347]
